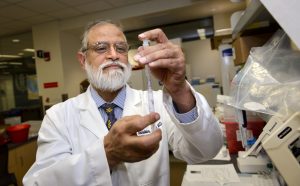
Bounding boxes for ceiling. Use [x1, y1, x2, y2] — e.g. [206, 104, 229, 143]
[0, 0, 246, 63]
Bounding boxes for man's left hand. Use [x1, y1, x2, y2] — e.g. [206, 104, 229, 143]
[134, 29, 195, 112]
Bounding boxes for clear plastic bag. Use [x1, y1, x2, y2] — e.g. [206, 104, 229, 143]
[229, 30, 300, 119]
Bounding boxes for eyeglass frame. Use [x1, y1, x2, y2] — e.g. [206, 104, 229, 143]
[81, 41, 130, 55]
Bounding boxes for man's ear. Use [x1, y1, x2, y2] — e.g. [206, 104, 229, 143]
[77, 52, 86, 70]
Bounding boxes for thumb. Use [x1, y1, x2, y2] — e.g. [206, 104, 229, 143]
[125, 112, 160, 134]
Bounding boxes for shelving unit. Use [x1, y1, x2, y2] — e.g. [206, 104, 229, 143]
[232, 0, 300, 48]
[230, 1, 300, 185]
[232, 0, 274, 39]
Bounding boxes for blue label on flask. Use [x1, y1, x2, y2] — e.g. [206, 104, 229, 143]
[222, 48, 233, 57]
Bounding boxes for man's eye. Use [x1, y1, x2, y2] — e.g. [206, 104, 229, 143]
[94, 45, 108, 53]
[116, 45, 127, 53]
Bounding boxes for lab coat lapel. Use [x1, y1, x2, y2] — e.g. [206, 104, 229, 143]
[77, 88, 108, 138]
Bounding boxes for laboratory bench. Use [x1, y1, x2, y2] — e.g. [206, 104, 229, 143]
[176, 148, 285, 186]
[8, 137, 37, 186]
[169, 150, 240, 186]
[6, 120, 41, 186]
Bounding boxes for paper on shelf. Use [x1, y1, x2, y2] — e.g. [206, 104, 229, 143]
[182, 164, 240, 186]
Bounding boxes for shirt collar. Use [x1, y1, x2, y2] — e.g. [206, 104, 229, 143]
[90, 85, 126, 109]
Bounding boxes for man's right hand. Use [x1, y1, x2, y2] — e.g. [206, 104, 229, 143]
[104, 112, 162, 169]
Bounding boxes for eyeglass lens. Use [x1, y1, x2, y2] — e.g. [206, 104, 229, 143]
[89, 42, 128, 54]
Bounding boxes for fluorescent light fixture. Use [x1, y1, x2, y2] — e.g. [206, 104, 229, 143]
[0, 61, 22, 65]
[214, 28, 232, 36]
[10, 62, 23, 65]
[23, 48, 35, 52]
[0, 54, 21, 58]
[18, 52, 24, 56]
[12, 39, 20, 43]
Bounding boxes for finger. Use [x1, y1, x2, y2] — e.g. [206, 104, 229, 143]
[130, 129, 162, 150]
[117, 129, 162, 163]
[136, 42, 168, 55]
[136, 43, 183, 64]
[138, 28, 168, 43]
[124, 113, 160, 133]
[138, 46, 184, 70]
[148, 58, 184, 71]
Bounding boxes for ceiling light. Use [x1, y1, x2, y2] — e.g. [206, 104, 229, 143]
[0, 54, 21, 58]
[12, 39, 20, 43]
[0, 61, 22, 65]
[10, 62, 23, 65]
[23, 48, 35, 52]
[215, 28, 232, 36]
[18, 52, 24, 56]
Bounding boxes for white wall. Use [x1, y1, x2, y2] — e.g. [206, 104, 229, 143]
[60, 31, 86, 98]
[32, 21, 65, 105]
[33, 22, 86, 104]
[183, 39, 221, 83]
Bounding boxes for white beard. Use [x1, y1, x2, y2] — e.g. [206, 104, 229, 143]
[85, 59, 132, 92]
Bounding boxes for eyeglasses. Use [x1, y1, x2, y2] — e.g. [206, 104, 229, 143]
[83, 41, 129, 54]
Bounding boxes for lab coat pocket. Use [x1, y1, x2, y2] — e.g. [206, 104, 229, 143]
[138, 172, 167, 186]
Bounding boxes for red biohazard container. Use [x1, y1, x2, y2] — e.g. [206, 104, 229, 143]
[223, 122, 244, 154]
[222, 121, 265, 154]
[6, 124, 31, 143]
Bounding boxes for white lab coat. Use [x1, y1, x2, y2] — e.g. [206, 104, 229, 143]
[23, 84, 223, 186]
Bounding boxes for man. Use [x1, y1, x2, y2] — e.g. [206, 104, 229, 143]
[23, 20, 223, 186]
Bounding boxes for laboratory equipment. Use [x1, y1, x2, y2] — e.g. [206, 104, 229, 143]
[235, 109, 248, 150]
[143, 39, 156, 132]
[136, 40, 163, 136]
[218, 44, 235, 96]
[228, 30, 300, 185]
[237, 112, 300, 186]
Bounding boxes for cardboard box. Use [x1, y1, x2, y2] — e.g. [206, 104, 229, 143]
[233, 33, 272, 65]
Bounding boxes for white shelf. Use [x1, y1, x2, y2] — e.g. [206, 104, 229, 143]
[260, 0, 300, 49]
[232, 0, 266, 39]
[232, 0, 300, 49]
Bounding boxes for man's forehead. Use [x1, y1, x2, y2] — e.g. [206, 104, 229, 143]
[88, 23, 125, 40]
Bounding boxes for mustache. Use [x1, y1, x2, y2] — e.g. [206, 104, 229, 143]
[100, 60, 127, 70]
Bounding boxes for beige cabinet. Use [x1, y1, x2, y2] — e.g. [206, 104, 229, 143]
[8, 140, 37, 186]
[169, 153, 187, 186]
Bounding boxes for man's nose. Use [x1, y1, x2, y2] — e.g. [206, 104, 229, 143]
[106, 45, 118, 60]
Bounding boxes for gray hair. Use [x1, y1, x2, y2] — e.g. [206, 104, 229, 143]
[79, 20, 125, 52]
